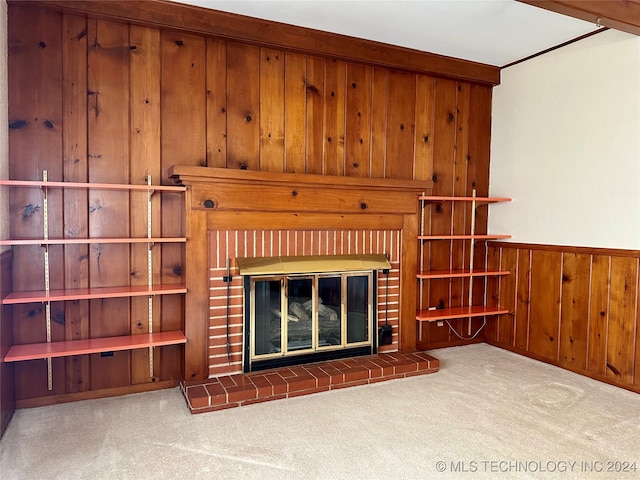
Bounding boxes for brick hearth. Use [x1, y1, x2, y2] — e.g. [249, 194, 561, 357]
[181, 351, 439, 414]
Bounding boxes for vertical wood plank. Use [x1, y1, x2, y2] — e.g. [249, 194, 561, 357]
[305, 56, 324, 175]
[344, 63, 372, 177]
[399, 213, 418, 351]
[370, 67, 388, 179]
[385, 71, 416, 180]
[514, 249, 531, 350]
[284, 52, 307, 174]
[483, 244, 501, 341]
[450, 83, 470, 316]
[424, 77, 457, 344]
[129, 25, 161, 385]
[206, 38, 227, 168]
[160, 31, 205, 381]
[588, 255, 610, 376]
[226, 42, 260, 170]
[413, 75, 434, 182]
[62, 13, 90, 393]
[606, 256, 637, 383]
[467, 85, 492, 306]
[528, 250, 562, 361]
[498, 247, 517, 346]
[259, 48, 285, 172]
[184, 208, 209, 380]
[9, 4, 65, 398]
[323, 59, 346, 176]
[161, 31, 206, 176]
[559, 252, 590, 370]
[87, 18, 131, 391]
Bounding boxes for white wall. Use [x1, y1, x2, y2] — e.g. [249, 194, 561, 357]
[489, 29, 640, 250]
[0, 0, 7, 253]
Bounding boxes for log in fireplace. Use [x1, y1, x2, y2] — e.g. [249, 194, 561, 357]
[239, 254, 390, 371]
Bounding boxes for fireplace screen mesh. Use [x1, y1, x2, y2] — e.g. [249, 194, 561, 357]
[250, 272, 373, 363]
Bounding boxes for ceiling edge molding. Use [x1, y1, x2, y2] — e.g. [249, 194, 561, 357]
[19, 0, 500, 85]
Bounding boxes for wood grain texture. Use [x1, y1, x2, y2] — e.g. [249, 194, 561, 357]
[62, 13, 90, 393]
[559, 253, 590, 370]
[514, 249, 531, 350]
[528, 250, 562, 361]
[345, 63, 372, 178]
[205, 38, 227, 168]
[284, 52, 307, 174]
[385, 71, 416, 180]
[489, 242, 640, 395]
[226, 42, 260, 170]
[323, 59, 346, 176]
[588, 255, 610, 376]
[305, 56, 324, 175]
[259, 48, 285, 173]
[606, 257, 637, 384]
[129, 25, 162, 385]
[87, 18, 131, 391]
[498, 247, 517, 345]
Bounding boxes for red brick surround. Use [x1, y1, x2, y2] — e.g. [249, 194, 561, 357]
[208, 229, 402, 377]
[182, 351, 439, 414]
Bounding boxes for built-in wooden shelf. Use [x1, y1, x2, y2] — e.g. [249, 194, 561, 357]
[417, 269, 510, 279]
[418, 234, 511, 240]
[0, 237, 186, 246]
[0, 179, 186, 192]
[2, 284, 187, 305]
[416, 305, 510, 322]
[419, 195, 511, 204]
[3, 331, 187, 362]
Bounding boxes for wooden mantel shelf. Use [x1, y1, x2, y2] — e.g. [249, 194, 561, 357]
[169, 166, 432, 215]
[169, 166, 431, 192]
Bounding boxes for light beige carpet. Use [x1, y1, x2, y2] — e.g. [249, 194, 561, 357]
[1, 344, 639, 480]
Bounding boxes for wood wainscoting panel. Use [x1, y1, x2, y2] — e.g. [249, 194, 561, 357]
[487, 242, 640, 395]
[559, 252, 591, 370]
[528, 250, 562, 362]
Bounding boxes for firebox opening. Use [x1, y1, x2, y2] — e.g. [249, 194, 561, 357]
[239, 255, 389, 373]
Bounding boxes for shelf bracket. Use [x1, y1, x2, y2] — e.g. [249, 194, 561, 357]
[468, 189, 476, 336]
[42, 169, 53, 391]
[147, 174, 154, 379]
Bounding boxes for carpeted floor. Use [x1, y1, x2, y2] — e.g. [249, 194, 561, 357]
[1, 344, 639, 480]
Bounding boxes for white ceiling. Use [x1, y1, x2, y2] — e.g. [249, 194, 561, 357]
[171, 0, 603, 67]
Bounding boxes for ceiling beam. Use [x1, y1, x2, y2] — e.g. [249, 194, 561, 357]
[517, 0, 640, 36]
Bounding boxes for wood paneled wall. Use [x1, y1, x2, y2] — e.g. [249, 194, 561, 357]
[486, 242, 640, 394]
[6, 1, 494, 403]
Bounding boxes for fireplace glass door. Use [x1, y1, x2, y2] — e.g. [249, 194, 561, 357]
[249, 271, 374, 367]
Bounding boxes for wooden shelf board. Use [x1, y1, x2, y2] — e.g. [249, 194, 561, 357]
[419, 195, 511, 203]
[4, 331, 187, 362]
[418, 234, 511, 240]
[0, 237, 187, 246]
[0, 179, 185, 192]
[2, 284, 187, 304]
[416, 305, 509, 322]
[417, 269, 510, 279]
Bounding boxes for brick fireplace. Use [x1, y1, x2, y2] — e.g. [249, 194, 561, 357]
[169, 166, 431, 382]
[210, 230, 400, 376]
